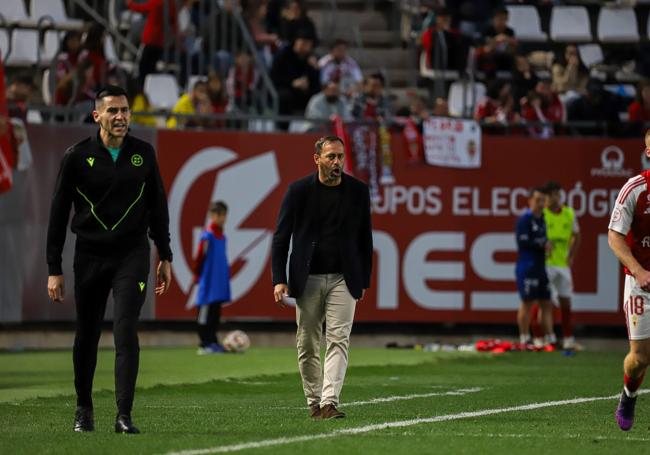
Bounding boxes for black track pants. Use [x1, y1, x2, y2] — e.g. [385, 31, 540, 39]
[72, 246, 149, 415]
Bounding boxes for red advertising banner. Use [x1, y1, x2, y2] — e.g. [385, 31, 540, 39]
[156, 129, 643, 325]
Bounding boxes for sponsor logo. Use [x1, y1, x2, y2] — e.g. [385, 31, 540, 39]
[86, 157, 94, 167]
[131, 154, 143, 167]
[138, 281, 145, 292]
[612, 207, 622, 222]
[167, 147, 279, 308]
[642, 236, 650, 248]
[590, 146, 633, 177]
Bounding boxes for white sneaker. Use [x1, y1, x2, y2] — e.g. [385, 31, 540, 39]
[563, 336, 579, 350]
[533, 338, 544, 348]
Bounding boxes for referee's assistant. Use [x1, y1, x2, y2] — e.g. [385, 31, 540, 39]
[46, 85, 173, 434]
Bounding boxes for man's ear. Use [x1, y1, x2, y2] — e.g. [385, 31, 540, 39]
[92, 110, 99, 123]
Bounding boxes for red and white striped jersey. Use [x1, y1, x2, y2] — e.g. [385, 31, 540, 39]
[609, 170, 650, 276]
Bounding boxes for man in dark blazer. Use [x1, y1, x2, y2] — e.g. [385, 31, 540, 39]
[272, 135, 373, 419]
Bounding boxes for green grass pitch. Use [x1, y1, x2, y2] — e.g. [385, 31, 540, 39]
[0, 346, 647, 454]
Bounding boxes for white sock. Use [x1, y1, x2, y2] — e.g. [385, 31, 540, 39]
[520, 334, 531, 344]
[545, 333, 557, 345]
[624, 386, 638, 398]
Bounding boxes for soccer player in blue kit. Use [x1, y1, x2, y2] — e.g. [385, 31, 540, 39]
[515, 187, 554, 349]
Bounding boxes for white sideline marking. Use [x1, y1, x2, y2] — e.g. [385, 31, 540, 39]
[446, 432, 650, 442]
[274, 387, 484, 410]
[343, 387, 483, 407]
[165, 390, 650, 455]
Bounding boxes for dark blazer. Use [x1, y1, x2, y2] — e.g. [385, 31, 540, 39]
[272, 172, 373, 299]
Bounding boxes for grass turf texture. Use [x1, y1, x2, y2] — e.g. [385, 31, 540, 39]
[0, 347, 645, 454]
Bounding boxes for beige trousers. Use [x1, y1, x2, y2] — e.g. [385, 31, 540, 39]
[296, 274, 356, 407]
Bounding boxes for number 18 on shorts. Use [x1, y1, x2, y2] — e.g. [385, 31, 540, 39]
[624, 275, 650, 340]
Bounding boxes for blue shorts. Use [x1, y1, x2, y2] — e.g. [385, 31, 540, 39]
[516, 266, 551, 301]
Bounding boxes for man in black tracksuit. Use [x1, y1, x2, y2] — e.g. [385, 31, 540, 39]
[46, 85, 173, 434]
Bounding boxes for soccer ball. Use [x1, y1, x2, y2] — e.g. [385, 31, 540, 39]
[223, 330, 251, 353]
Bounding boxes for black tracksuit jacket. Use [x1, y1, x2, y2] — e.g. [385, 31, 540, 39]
[46, 132, 172, 275]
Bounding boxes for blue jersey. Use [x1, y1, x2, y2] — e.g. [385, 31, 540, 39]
[515, 209, 550, 300]
[515, 209, 547, 273]
[196, 230, 231, 306]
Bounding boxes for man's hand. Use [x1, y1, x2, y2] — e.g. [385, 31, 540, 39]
[48, 275, 65, 303]
[156, 260, 172, 295]
[636, 269, 650, 292]
[274, 283, 289, 308]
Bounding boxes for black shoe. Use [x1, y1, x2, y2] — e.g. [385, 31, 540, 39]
[73, 406, 94, 432]
[115, 414, 140, 434]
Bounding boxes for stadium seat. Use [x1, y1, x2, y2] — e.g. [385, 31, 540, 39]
[0, 29, 39, 66]
[186, 75, 206, 92]
[144, 74, 180, 110]
[447, 81, 486, 118]
[506, 5, 547, 42]
[0, 0, 38, 28]
[578, 43, 604, 69]
[598, 7, 639, 43]
[31, 0, 84, 30]
[604, 84, 636, 99]
[550, 6, 592, 42]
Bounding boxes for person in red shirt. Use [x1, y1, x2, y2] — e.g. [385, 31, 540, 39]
[609, 129, 650, 431]
[207, 72, 228, 128]
[475, 81, 522, 134]
[128, 0, 178, 85]
[628, 80, 650, 124]
[520, 79, 564, 138]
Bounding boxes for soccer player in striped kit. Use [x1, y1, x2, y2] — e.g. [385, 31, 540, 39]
[609, 129, 650, 431]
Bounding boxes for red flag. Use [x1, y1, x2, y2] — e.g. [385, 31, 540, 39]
[332, 115, 354, 176]
[403, 117, 423, 164]
[0, 55, 14, 193]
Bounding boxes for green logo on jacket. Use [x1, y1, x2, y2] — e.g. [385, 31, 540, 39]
[131, 154, 143, 167]
[138, 282, 145, 292]
[86, 157, 94, 167]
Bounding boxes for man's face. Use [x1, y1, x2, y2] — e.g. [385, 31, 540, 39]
[493, 12, 508, 30]
[331, 43, 347, 61]
[529, 191, 546, 214]
[211, 212, 227, 228]
[546, 190, 561, 208]
[314, 141, 345, 183]
[293, 38, 313, 58]
[192, 84, 209, 104]
[93, 95, 130, 138]
[324, 82, 340, 102]
[8, 82, 33, 102]
[436, 14, 451, 30]
[366, 77, 384, 98]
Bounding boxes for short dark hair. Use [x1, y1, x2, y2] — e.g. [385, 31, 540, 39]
[494, 6, 509, 17]
[529, 186, 547, 198]
[315, 135, 344, 155]
[330, 39, 348, 49]
[96, 85, 128, 101]
[368, 72, 385, 86]
[544, 181, 561, 193]
[209, 201, 228, 214]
